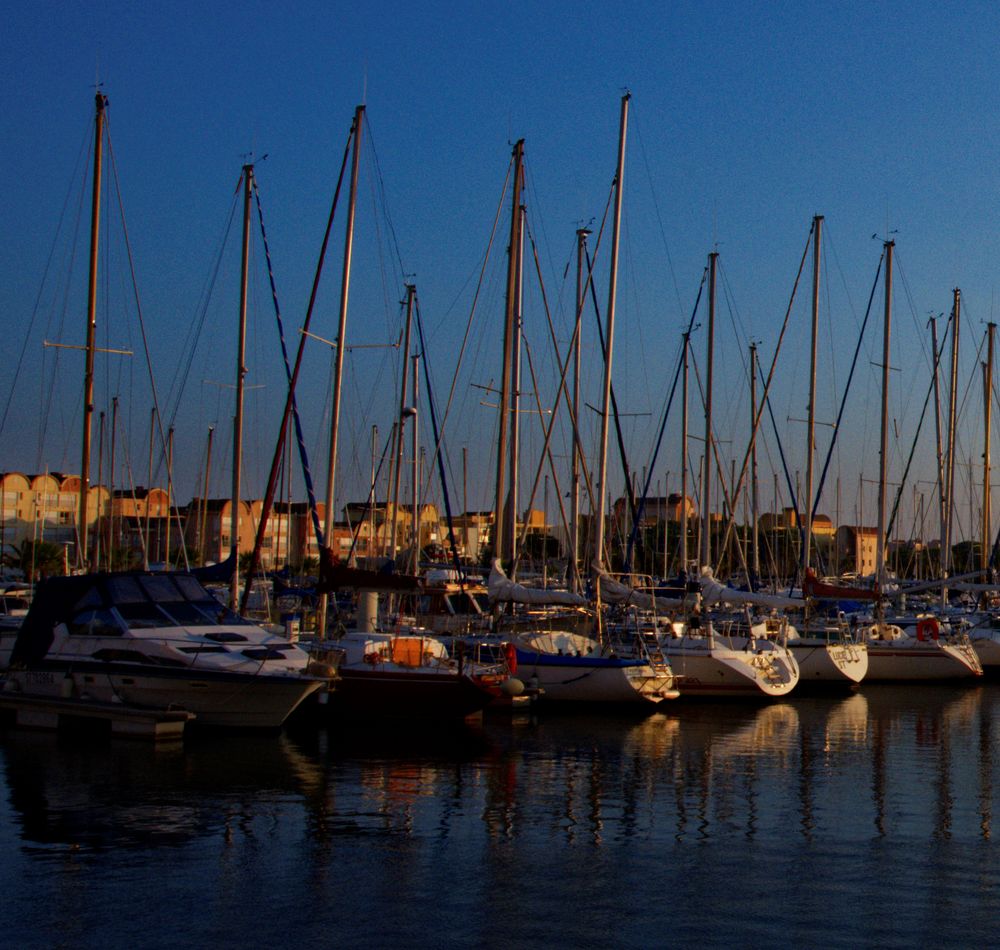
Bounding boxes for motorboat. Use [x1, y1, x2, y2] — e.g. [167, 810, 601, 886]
[3, 571, 335, 729]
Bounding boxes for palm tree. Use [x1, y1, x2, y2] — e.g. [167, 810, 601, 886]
[7, 539, 65, 582]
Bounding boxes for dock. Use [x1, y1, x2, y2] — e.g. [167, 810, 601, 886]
[0, 691, 195, 741]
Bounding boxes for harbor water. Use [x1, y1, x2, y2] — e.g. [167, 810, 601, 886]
[4, 683, 1000, 948]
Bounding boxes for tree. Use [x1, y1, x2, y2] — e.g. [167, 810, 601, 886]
[8, 539, 65, 582]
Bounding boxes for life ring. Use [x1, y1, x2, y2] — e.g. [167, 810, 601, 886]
[916, 617, 940, 641]
[503, 641, 518, 675]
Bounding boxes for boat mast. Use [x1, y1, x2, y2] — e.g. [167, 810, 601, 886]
[681, 330, 690, 574]
[594, 92, 629, 571]
[803, 215, 822, 575]
[368, 424, 378, 562]
[943, 288, 961, 588]
[165, 425, 174, 567]
[983, 322, 995, 572]
[199, 425, 214, 566]
[95, 411, 105, 570]
[229, 163, 253, 609]
[875, 240, 894, 595]
[411, 352, 420, 564]
[78, 91, 108, 570]
[700, 251, 718, 570]
[145, 407, 155, 568]
[389, 284, 415, 561]
[749, 342, 759, 583]
[109, 396, 118, 569]
[929, 316, 946, 598]
[570, 227, 589, 592]
[317, 104, 364, 636]
[493, 139, 524, 569]
[506, 204, 526, 572]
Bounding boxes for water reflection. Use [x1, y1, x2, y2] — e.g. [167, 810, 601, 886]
[3, 684, 1000, 853]
[0, 729, 326, 855]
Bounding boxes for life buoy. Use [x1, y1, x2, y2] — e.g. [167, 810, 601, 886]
[502, 641, 518, 675]
[916, 618, 940, 641]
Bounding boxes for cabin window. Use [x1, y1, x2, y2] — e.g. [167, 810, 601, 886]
[116, 602, 171, 629]
[173, 575, 205, 599]
[69, 586, 104, 612]
[106, 576, 148, 604]
[68, 608, 123, 637]
[158, 601, 216, 625]
[241, 647, 288, 661]
[205, 631, 249, 643]
[139, 575, 183, 603]
[178, 645, 228, 654]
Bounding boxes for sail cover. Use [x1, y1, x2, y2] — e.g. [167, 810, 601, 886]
[802, 568, 880, 601]
[595, 565, 685, 611]
[699, 567, 803, 609]
[488, 560, 588, 606]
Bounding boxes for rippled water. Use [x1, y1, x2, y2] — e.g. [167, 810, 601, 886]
[4, 683, 1000, 948]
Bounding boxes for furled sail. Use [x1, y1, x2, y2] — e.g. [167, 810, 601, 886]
[595, 565, 685, 611]
[802, 568, 880, 601]
[699, 567, 802, 609]
[488, 560, 588, 606]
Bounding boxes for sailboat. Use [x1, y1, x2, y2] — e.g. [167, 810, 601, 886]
[292, 106, 512, 718]
[781, 216, 868, 687]
[660, 252, 800, 698]
[858, 246, 980, 681]
[484, 96, 679, 706]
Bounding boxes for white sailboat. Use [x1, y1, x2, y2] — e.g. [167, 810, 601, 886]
[485, 98, 679, 706]
[860, 244, 981, 682]
[491, 561, 679, 704]
[660, 252, 800, 697]
[781, 215, 868, 687]
[860, 613, 982, 680]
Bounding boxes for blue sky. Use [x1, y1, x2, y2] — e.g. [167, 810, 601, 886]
[4, 1, 1000, 546]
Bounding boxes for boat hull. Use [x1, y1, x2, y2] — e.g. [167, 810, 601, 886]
[665, 638, 799, 698]
[789, 641, 868, 686]
[320, 666, 498, 718]
[969, 632, 1000, 669]
[514, 649, 677, 704]
[512, 629, 678, 704]
[3, 663, 325, 730]
[864, 640, 982, 680]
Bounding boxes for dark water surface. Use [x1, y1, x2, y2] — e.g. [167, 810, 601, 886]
[4, 683, 1000, 948]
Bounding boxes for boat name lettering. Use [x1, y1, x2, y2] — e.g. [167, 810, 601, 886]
[25, 672, 56, 685]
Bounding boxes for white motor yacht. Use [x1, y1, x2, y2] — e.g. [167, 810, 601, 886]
[3, 571, 335, 729]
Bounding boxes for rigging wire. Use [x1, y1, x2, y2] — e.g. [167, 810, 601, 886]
[2, 122, 91, 448]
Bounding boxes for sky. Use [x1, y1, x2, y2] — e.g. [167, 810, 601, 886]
[4, 1, 1000, 548]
